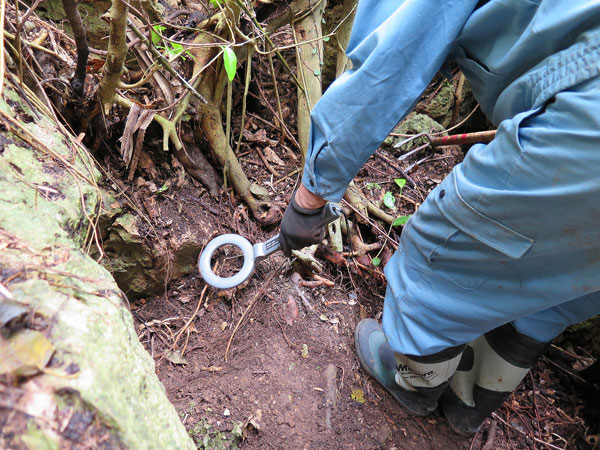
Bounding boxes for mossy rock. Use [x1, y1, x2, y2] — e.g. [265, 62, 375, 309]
[0, 83, 195, 450]
[384, 112, 446, 151]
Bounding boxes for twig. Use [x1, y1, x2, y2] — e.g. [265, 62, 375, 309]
[530, 371, 543, 441]
[274, 168, 301, 185]
[491, 412, 565, 450]
[255, 146, 280, 177]
[0, 0, 6, 96]
[127, 19, 207, 104]
[0, 282, 14, 300]
[481, 420, 497, 450]
[374, 151, 416, 187]
[225, 263, 284, 361]
[341, 198, 399, 247]
[235, 47, 253, 154]
[169, 285, 208, 354]
[13, 0, 24, 84]
[450, 72, 465, 127]
[267, 52, 288, 142]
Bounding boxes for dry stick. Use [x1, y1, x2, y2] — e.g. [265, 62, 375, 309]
[267, 51, 288, 142]
[225, 263, 284, 361]
[3, 31, 66, 61]
[249, 112, 301, 150]
[256, 146, 280, 177]
[171, 285, 208, 352]
[341, 198, 399, 247]
[491, 412, 565, 450]
[374, 151, 416, 187]
[13, 0, 23, 84]
[254, 73, 299, 150]
[13, 1, 107, 55]
[231, 0, 305, 93]
[127, 19, 207, 105]
[450, 72, 465, 127]
[235, 47, 254, 154]
[481, 420, 498, 450]
[19, 0, 42, 24]
[530, 372, 543, 443]
[274, 168, 301, 185]
[0, 0, 6, 95]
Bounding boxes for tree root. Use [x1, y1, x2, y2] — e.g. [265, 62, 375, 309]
[98, 0, 128, 113]
[115, 95, 182, 151]
[200, 101, 280, 224]
[173, 143, 221, 198]
[61, 0, 88, 96]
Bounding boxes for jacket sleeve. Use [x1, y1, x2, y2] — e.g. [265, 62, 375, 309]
[302, 0, 479, 201]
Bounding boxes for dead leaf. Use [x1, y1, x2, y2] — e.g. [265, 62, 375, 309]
[200, 365, 223, 372]
[165, 350, 188, 365]
[242, 409, 262, 440]
[351, 388, 365, 404]
[359, 305, 368, 320]
[282, 296, 298, 326]
[301, 344, 309, 358]
[243, 128, 268, 143]
[0, 329, 55, 377]
[249, 183, 270, 199]
[0, 299, 27, 328]
[264, 147, 284, 166]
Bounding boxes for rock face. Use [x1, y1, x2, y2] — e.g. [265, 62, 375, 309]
[0, 84, 195, 450]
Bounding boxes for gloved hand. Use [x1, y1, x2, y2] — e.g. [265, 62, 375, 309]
[278, 194, 329, 256]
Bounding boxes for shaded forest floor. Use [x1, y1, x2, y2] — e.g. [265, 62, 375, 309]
[128, 134, 599, 448]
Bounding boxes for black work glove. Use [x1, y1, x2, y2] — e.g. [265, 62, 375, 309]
[278, 194, 328, 257]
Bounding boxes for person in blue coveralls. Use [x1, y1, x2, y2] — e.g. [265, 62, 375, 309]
[277, 0, 600, 435]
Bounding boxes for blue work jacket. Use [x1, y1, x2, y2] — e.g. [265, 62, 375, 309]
[302, 0, 600, 202]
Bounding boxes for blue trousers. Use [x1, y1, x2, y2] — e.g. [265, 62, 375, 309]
[382, 76, 600, 356]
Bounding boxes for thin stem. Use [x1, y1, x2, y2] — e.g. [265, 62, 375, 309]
[235, 46, 253, 154]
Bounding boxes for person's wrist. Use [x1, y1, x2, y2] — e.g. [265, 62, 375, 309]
[294, 184, 327, 209]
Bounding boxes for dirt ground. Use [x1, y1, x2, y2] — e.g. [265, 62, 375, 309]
[129, 142, 597, 449]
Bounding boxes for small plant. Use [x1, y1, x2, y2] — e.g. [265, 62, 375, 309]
[221, 46, 237, 81]
[151, 25, 194, 61]
[188, 420, 242, 449]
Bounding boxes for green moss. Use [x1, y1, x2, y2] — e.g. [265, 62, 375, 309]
[1, 84, 195, 450]
[384, 113, 446, 150]
[20, 424, 59, 450]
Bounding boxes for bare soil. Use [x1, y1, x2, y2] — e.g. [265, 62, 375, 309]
[130, 143, 597, 449]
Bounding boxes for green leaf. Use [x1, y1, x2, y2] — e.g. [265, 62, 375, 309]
[392, 215, 411, 226]
[222, 47, 237, 81]
[366, 182, 381, 190]
[156, 182, 169, 194]
[151, 25, 166, 46]
[323, 36, 330, 42]
[394, 178, 406, 190]
[383, 191, 396, 210]
[371, 257, 381, 267]
[166, 42, 184, 57]
[209, 0, 223, 6]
